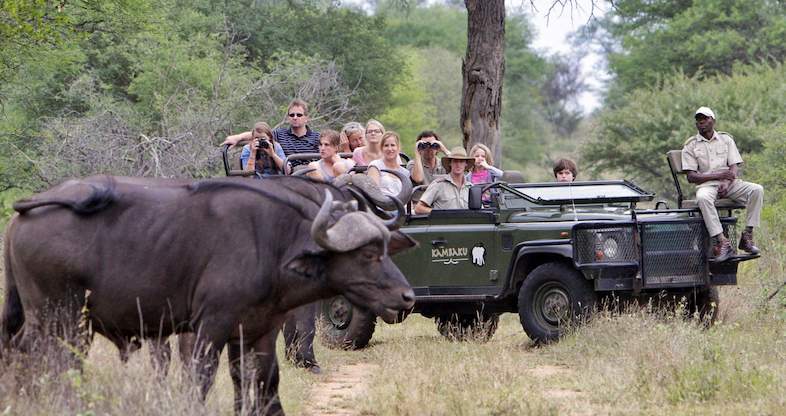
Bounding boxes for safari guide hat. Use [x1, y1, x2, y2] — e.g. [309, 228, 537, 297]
[695, 106, 716, 119]
[441, 146, 475, 172]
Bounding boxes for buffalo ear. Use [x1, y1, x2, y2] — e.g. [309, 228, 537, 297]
[388, 231, 418, 256]
[284, 253, 326, 279]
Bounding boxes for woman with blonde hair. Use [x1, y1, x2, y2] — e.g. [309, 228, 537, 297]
[467, 143, 503, 184]
[367, 131, 410, 196]
[307, 129, 355, 182]
[352, 119, 385, 166]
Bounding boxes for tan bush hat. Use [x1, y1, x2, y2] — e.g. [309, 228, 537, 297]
[441, 146, 475, 172]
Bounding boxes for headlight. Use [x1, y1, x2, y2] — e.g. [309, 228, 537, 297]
[602, 237, 619, 260]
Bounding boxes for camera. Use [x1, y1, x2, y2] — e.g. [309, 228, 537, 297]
[257, 139, 271, 149]
[418, 142, 440, 151]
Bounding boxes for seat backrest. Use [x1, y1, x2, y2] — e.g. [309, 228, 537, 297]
[665, 149, 686, 208]
[666, 150, 684, 173]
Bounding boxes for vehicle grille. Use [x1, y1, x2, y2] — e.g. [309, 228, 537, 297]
[574, 225, 638, 266]
[641, 222, 708, 286]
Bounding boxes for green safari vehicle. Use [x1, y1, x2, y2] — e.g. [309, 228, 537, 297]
[318, 177, 759, 346]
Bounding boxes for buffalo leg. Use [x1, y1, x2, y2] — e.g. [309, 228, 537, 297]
[178, 332, 196, 366]
[228, 342, 249, 415]
[282, 303, 319, 373]
[228, 331, 283, 416]
[253, 331, 283, 416]
[149, 338, 172, 376]
[184, 323, 231, 401]
[18, 293, 90, 377]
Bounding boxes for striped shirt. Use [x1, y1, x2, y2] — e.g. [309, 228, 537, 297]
[273, 126, 320, 167]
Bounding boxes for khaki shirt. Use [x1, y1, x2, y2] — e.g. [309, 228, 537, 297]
[420, 176, 471, 210]
[681, 131, 743, 187]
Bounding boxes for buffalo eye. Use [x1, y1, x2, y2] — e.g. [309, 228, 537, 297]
[361, 249, 380, 262]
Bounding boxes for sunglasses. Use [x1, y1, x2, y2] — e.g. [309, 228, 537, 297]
[288, 113, 304, 118]
[417, 142, 440, 150]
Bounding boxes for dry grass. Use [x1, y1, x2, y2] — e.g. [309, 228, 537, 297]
[2, 228, 786, 415]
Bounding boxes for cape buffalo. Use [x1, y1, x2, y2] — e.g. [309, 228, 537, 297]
[1, 175, 415, 415]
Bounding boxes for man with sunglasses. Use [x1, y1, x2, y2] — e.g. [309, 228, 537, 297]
[407, 130, 451, 186]
[274, 99, 320, 165]
[222, 99, 320, 169]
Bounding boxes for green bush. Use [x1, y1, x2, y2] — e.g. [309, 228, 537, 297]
[584, 63, 786, 201]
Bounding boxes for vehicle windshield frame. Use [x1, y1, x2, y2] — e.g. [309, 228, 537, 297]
[496, 180, 654, 206]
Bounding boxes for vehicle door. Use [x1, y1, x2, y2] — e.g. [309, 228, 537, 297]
[395, 210, 500, 296]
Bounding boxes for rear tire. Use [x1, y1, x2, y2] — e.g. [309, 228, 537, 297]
[317, 295, 376, 350]
[517, 262, 596, 343]
[686, 286, 720, 325]
[435, 313, 499, 342]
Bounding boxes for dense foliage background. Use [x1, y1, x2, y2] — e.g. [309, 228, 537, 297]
[2, 3, 786, 414]
[1, 0, 785, 231]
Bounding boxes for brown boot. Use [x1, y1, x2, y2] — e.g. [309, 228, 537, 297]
[738, 230, 760, 255]
[711, 238, 733, 262]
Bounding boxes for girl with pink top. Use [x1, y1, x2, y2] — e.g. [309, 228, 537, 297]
[466, 143, 503, 184]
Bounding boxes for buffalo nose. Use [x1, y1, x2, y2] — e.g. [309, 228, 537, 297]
[401, 289, 415, 305]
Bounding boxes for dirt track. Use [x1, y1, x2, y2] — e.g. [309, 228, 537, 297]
[302, 362, 378, 416]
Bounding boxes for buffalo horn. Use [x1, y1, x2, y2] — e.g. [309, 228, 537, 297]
[292, 167, 317, 177]
[334, 173, 395, 210]
[311, 190, 390, 252]
[380, 168, 413, 206]
[345, 187, 368, 213]
[380, 195, 406, 231]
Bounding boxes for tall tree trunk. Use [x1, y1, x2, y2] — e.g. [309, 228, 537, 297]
[461, 0, 505, 163]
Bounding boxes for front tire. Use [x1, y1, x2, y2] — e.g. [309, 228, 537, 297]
[517, 262, 596, 343]
[317, 295, 376, 350]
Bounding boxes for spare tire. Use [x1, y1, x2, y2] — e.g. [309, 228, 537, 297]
[317, 295, 376, 350]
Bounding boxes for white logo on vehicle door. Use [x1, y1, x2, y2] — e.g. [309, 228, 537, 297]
[471, 243, 486, 267]
[431, 246, 469, 265]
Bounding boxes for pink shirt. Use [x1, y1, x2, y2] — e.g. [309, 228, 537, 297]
[471, 169, 492, 184]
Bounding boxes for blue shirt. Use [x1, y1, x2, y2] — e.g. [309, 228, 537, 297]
[273, 126, 320, 167]
[240, 142, 286, 176]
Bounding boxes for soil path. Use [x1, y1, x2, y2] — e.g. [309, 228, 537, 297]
[302, 362, 378, 416]
[528, 364, 601, 416]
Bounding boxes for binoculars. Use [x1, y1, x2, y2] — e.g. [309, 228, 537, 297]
[417, 142, 440, 151]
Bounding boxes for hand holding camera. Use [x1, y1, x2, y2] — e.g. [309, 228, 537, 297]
[253, 137, 274, 159]
[258, 138, 271, 150]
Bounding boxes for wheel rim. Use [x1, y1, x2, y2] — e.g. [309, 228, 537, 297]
[533, 283, 571, 329]
[326, 296, 353, 330]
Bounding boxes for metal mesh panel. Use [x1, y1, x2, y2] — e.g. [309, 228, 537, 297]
[723, 222, 737, 253]
[574, 226, 638, 266]
[641, 222, 708, 286]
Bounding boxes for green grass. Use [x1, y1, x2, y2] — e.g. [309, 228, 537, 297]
[2, 226, 786, 415]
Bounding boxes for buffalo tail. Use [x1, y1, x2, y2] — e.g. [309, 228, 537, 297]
[13, 179, 116, 215]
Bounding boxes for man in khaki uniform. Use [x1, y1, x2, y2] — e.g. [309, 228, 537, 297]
[682, 106, 763, 262]
[414, 147, 475, 214]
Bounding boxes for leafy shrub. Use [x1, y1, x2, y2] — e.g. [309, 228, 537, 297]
[584, 63, 786, 200]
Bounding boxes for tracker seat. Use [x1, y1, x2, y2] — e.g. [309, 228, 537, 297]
[665, 150, 744, 210]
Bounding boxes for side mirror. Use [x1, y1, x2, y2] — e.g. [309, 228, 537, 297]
[468, 185, 483, 210]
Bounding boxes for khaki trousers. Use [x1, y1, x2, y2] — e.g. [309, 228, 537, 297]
[696, 179, 764, 237]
